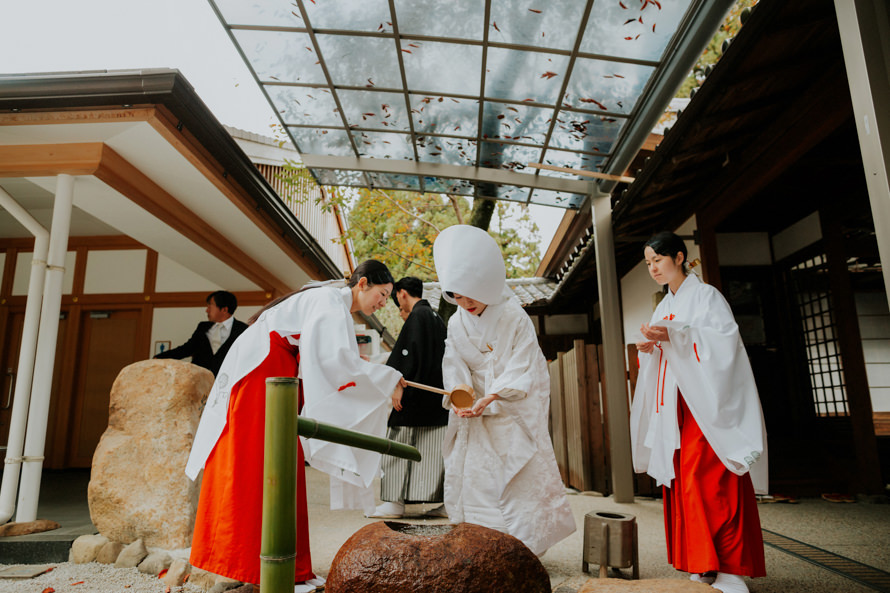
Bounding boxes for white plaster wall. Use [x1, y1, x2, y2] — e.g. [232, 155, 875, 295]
[155, 253, 222, 293]
[856, 291, 890, 412]
[83, 250, 147, 294]
[772, 211, 822, 261]
[150, 304, 262, 358]
[544, 314, 588, 335]
[13, 251, 75, 295]
[622, 259, 660, 344]
[231, 134, 298, 167]
[716, 232, 772, 266]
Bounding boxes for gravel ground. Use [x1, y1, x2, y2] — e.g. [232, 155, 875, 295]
[0, 562, 203, 593]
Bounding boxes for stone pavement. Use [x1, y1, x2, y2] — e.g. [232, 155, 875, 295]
[303, 467, 890, 593]
[3, 466, 888, 592]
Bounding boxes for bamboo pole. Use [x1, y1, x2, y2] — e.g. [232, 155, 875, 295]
[261, 378, 299, 593]
[297, 416, 421, 462]
[261, 378, 422, 593]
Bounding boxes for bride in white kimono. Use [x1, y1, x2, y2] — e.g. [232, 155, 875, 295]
[433, 225, 576, 556]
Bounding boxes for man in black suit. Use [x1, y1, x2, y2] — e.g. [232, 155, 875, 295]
[155, 291, 248, 377]
[368, 277, 448, 519]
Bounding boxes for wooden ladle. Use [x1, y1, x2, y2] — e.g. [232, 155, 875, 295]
[404, 380, 475, 409]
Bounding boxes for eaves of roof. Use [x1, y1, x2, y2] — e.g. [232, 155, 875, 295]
[0, 68, 342, 281]
[545, 0, 848, 308]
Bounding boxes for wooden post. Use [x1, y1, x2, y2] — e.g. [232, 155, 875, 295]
[591, 188, 635, 503]
[549, 358, 569, 483]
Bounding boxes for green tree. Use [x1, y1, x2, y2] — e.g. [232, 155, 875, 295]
[279, 163, 542, 332]
[675, 0, 759, 99]
[340, 188, 541, 280]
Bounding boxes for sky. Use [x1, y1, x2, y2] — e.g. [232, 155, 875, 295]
[0, 0, 565, 249]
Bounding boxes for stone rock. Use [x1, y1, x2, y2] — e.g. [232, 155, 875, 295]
[576, 578, 714, 592]
[138, 550, 173, 575]
[95, 541, 125, 564]
[89, 359, 213, 549]
[115, 538, 149, 568]
[209, 580, 246, 593]
[327, 521, 550, 593]
[70, 534, 109, 564]
[188, 568, 241, 592]
[162, 558, 192, 587]
[0, 519, 60, 536]
[187, 568, 219, 591]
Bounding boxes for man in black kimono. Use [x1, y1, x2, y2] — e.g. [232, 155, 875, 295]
[154, 291, 248, 377]
[368, 277, 448, 518]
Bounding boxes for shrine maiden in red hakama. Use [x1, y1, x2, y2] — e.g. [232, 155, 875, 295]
[630, 239, 767, 593]
[185, 277, 401, 586]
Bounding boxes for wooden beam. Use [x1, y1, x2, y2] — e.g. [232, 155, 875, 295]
[527, 162, 635, 184]
[1, 108, 333, 282]
[700, 63, 852, 226]
[94, 144, 290, 295]
[0, 108, 157, 127]
[0, 236, 146, 250]
[147, 106, 330, 280]
[821, 208, 883, 494]
[0, 143, 103, 177]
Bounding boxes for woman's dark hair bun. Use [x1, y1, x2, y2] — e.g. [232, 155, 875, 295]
[645, 231, 688, 263]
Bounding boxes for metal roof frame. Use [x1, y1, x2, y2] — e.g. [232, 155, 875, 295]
[208, 0, 737, 210]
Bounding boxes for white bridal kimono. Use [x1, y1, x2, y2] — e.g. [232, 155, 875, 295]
[441, 292, 576, 556]
[629, 273, 768, 493]
[185, 282, 401, 509]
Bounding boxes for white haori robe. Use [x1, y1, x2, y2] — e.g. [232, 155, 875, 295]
[441, 292, 576, 556]
[629, 273, 768, 493]
[185, 283, 401, 510]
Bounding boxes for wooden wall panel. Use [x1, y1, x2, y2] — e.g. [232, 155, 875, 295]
[585, 343, 609, 494]
[548, 357, 569, 483]
[626, 343, 659, 496]
[562, 340, 593, 491]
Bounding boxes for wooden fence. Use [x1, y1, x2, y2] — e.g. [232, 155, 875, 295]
[548, 340, 658, 497]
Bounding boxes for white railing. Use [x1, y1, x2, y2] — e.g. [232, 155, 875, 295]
[256, 163, 353, 274]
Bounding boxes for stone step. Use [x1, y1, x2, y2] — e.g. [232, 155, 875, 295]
[0, 536, 74, 564]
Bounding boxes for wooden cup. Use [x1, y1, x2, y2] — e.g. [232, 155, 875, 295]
[404, 380, 475, 409]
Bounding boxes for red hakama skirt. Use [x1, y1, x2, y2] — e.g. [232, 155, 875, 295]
[663, 394, 766, 577]
[190, 332, 314, 584]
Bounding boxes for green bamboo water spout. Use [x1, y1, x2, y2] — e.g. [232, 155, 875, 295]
[297, 416, 421, 461]
[261, 377, 421, 593]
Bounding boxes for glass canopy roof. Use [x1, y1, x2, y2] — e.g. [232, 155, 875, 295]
[209, 0, 733, 209]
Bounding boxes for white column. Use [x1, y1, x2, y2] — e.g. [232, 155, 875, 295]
[0, 187, 49, 524]
[834, 0, 890, 310]
[16, 174, 75, 522]
[591, 188, 635, 503]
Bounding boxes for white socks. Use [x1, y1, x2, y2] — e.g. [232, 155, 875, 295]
[689, 572, 717, 584]
[294, 576, 326, 592]
[365, 501, 405, 518]
[711, 572, 749, 593]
